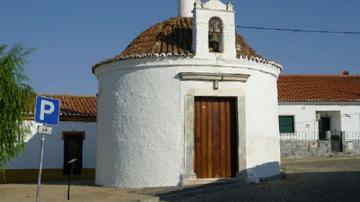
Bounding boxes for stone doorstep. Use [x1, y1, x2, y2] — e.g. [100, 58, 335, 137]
[183, 172, 284, 186]
[183, 177, 243, 186]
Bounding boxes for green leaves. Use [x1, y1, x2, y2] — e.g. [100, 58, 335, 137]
[0, 44, 35, 174]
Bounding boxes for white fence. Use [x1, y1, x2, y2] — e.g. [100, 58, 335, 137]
[280, 131, 360, 141]
[344, 132, 360, 141]
[280, 132, 318, 140]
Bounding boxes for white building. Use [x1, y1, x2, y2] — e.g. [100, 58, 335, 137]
[3, 95, 97, 183]
[4, 75, 360, 182]
[278, 73, 360, 158]
[93, 0, 282, 188]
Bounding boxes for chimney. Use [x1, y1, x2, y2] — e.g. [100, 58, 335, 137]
[343, 70, 350, 76]
[178, 0, 196, 17]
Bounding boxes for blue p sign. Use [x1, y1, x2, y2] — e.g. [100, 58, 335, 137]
[34, 96, 60, 125]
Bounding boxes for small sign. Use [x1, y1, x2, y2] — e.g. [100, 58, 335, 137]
[37, 125, 53, 135]
[34, 96, 60, 125]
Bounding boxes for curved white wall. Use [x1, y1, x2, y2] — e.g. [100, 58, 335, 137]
[95, 57, 281, 188]
[245, 72, 281, 178]
[95, 65, 184, 188]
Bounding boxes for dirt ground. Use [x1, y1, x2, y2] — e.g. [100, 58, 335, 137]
[2, 155, 360, 202]
[0, 180, 158, 202]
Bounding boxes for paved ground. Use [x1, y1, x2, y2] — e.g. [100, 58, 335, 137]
[1, 155, 360, 202]
[153, 155, 360, 202]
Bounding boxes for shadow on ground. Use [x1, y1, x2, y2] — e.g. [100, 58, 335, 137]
[154, 171, 360, 202]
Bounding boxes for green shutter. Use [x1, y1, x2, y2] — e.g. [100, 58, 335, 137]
[279, 116, 295, 133]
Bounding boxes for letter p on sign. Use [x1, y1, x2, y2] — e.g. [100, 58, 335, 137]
[34, 96, 60, 125]
[40, 100, 55, 121]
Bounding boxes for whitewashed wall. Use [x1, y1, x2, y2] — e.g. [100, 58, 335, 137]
[95, 61, 184, 188]
[178, 0, 196, 17]
[278, 103, 360, 139]
[95, 56, 281, 188]
[244, 69, 281, 179]
[6, 121, 96, 169]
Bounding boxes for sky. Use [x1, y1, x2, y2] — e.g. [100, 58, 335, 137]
[1, 0, 359, 95]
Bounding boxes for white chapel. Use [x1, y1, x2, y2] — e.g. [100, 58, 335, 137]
[93, 0, 283, 188]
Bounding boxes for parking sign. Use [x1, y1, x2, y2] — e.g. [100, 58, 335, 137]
[34, 96, 60, 125]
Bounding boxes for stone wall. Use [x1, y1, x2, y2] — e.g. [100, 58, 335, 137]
[343, 140, 360, 155]
[281, 140, 360, 159]
[280, 140, 330, 159]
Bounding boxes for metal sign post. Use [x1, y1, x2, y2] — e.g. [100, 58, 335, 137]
[36, 127, 46, 202]
[34, 96, 60, 202]
[67, 159, 77, 200]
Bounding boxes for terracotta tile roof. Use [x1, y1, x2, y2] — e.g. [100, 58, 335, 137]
[28, 95, 97, 122]
[278, 74, 360, 102]
[93, 17, 280, 72]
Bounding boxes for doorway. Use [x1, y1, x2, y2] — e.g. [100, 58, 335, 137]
[194, 97, 238, 178]
[319, 117, 331, 140]
[63, 133, 84, 175]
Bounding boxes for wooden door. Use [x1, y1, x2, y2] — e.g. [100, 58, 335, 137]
[63, 133, 83, 175]
[194, 97, 237, 178]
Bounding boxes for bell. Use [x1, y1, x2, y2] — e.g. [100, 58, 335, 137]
[210, 33, 219, 42]
[209, 33, 220, 52]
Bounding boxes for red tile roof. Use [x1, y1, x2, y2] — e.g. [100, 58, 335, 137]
[28, 95, 97, 122]
[92, 17, 281, 72]
[278, 74, 360, 102]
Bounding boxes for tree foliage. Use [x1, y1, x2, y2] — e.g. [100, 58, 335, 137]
[0, 45, 34, 173]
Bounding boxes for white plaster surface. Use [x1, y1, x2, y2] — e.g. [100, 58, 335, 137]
[95, 55, 282, 188]
[203, 0, 228, 10]
[95, 65, 183, 188]
[6, 121, 96, 169]
[244, 72, 281, 178]
[193, 0, 236, 59]
[178, 0, 196, 17]
[279, 103, 360, 139]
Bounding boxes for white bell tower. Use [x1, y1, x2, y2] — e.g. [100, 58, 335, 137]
[192, 0, 236, 59]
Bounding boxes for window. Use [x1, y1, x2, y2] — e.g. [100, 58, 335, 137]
[208, 17, 223, 53]
[279, 116, 295, 133]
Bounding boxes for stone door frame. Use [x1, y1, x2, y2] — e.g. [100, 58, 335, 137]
[181, 88, 247, 183]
